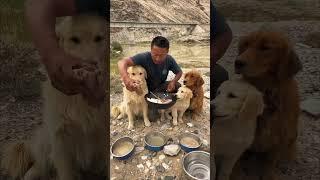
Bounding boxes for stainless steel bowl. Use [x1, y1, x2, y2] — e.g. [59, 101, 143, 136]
[110, 136, 135, 160]
[182, 151, 210, 180]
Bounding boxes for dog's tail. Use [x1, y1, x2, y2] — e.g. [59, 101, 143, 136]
[1, 141, 33, 179]
[111, 105, 121, 119]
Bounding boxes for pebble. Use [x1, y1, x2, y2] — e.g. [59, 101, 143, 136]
[162, 163, 170, 170]
[164, 176, 176, 180]
[134, 146, 144, 155]
[146, 160, 152, 168]
[137, 164, 144, 170]
[187, 123, 194, 127]
[141, 155, 148, 160]
[156, 165, 165, 173]
[163, 144, 181, 156]
[111, 130, 118, 136]
[114, 166, 119, 170]
[193, 130, 199, 134]
[202, 139, 209, 146]
[119, 122, 123, 125]
[159, 154, 166, 161]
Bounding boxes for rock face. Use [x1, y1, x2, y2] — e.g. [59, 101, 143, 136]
[163, 144, 181, 156]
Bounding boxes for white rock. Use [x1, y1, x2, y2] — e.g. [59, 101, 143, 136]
[204, 91, 210, 99]
[162, 163, 170, 170]
[202, 139, 209, 146]
[163, 144, 181, 156]
[146, 160, 152, 168]
[144, 168, 149, 173]
[187, 123, 194, 128]
[115, 166, 119, 170]
[141, 155, 148, 160]
[159, 154, 166, 161]
[119, 122, 123, 125]
[134, 146, 144, 155]
[137, 164, 144, 170]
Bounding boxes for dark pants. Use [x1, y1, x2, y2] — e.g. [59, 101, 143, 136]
[211, 64, 229, 127]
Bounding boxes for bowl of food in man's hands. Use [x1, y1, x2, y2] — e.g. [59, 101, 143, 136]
[145, 91, 177, 109]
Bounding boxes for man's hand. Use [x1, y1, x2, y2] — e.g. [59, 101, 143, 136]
[167, 81, 176, 92]
[123, 76, 140, 92]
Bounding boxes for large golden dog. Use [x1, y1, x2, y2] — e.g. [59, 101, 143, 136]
[234, 31, 302, 179]
[1, 14, 107, 180]
[111, 65, 151, 130]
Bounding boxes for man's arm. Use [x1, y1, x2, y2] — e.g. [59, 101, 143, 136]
[172, 71, 182, 83]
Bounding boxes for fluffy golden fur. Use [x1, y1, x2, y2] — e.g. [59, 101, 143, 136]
[160, 85, 193, 125]
[1, 14, 107, 180]
[183, 69, 205, 120]
[213, 78, 264, 180]
[234, 31, 302, 179]
[111, 65, 150, 130]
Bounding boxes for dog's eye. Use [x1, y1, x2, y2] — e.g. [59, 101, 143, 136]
[70, 36, 80, 44]
[228, 93, 237, 98]
[94, 35, 103, 43]
[139, 73, 142, 75]
[132, 73, 135, 75]
[181, 91, 184, 93]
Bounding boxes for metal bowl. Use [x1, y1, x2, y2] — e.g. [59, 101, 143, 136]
[179, 133, 202, 153]
[182, 151, 210, 180]
[144, 131, 167, 152]
[110, 137, 135, 160]
[145, 92, 177, 109]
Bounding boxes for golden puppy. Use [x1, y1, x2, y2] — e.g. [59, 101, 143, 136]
[160, 86, 193, 125]
[234, 31, 302, 179]
[213, 78, 264, 180]
[183, 69, 205, 120]
[1, 14, 107, 180]
[111, 65, 151, 130]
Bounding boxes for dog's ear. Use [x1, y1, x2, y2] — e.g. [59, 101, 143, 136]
[197, 76, 204, 86]
[143, 68, 147, 79]
[239, 86, 264, 122]
[278, 47, 302, 80]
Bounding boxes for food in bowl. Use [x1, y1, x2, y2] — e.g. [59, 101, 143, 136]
[112, 141, 134, 157]
[146, 97, 172, 104]
[180, 136, 201, 148]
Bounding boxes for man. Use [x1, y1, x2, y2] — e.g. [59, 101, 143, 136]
[25, 0, 107, 106]
[211, 3, 233, 99]
[118, 36, 183, 94]
[211, 2, 233, 127]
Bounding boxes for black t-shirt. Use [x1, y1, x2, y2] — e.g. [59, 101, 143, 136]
[75, 0, 107, 17]
[131, 52, 182, 91]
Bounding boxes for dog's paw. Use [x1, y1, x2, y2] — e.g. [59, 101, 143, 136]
[145, 121, 151, 127]
[178, 118, 184, 123]
[128, 124, 134, 130]
[173, 121, 178, 126]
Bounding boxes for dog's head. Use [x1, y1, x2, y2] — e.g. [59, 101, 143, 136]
[213, 78, 264, 121]
[175, 86, 193, 100]
[56, 14, 106, 68]
[127, 65, 147, 83]
[183, 69, 204, 89]
[235, 31, 302, 81]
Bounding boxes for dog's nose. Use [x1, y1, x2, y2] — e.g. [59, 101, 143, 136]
[183, 80, 187, 84]
[234, 59, 246, 69]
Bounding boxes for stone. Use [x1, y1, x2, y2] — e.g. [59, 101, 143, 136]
[162, 163, 170, 170]
[202, 139, 209, 146]
[146, 160, 152, 168]
[159, 154, 166, 161]
[137, 164, 144, 170]
[164, 176, 176, 180]
[141, 155, 148, 160]
[187, 123, 194, 128]
[301, 98, 320, 117]
[134, 146, 144, 155]
[156, 165, 165, 173]
[204, 91, 210, 99]
[163, 144, 181, 156]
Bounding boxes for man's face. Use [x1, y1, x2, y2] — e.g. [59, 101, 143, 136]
[151, 45, 168, 64]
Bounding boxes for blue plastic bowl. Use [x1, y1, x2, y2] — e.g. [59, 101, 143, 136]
[144, 131, 167, 152]
[111, 137, 135, 160]
[179, 133, 202, 153]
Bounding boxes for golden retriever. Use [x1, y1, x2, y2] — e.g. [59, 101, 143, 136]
[234, 31, 302, 179]
[213, 77, 264, 180]
[160, 85, 193, 125]
[111, 65, 151, 130]
[1, 14, 107, 180]
[183, 69, 205, 120]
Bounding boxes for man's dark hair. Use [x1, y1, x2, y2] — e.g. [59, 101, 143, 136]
[151, 36, 170, 49]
